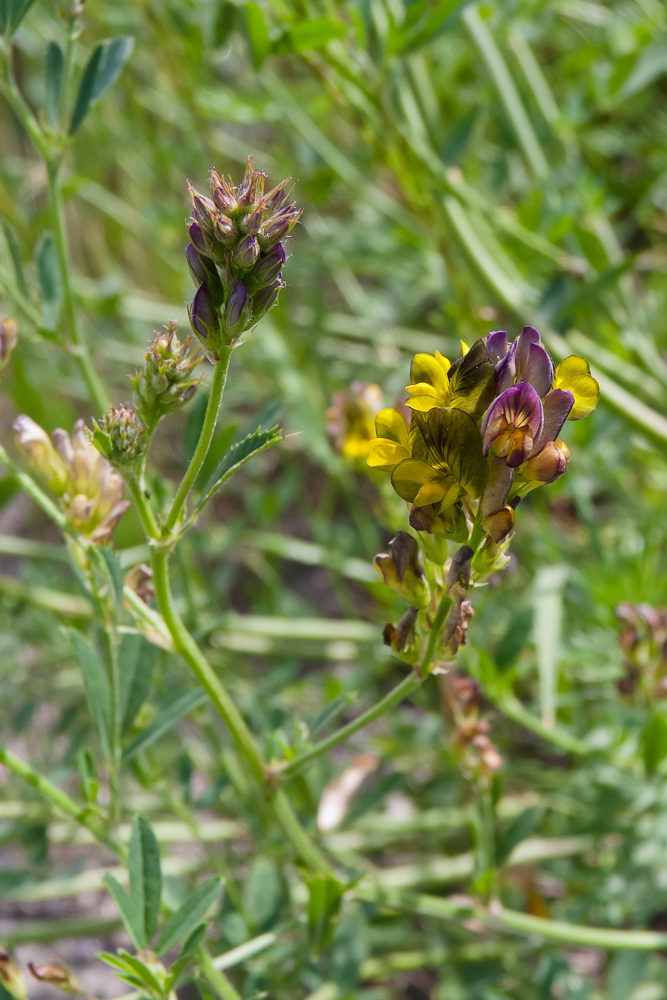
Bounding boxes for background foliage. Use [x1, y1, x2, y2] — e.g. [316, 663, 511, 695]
[2, 0, 667, 998]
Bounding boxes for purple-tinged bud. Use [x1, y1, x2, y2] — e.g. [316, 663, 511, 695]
[261, 177, 292, 213]
[374, 531, 428, 608]
[209, 167, 237, 212]
[253, 244, 286, 285]
[188, 183, 216, 230]
[214, 213, 236, 246]
[222, 280, 250, 343]
[186, 244, 209, 286]
[241, 208, 264, 235]
[91, 403, 148, 473]
[188, 221, 208, 253]
[481, 382, 544, 468]
[259, 205, 302, 247]
[252, 279, 281, 317]
[237, 156, 266, 208]
[189, 282, 220, 344]
[234, 234, 260, 269]
[519, 439, 570, 485]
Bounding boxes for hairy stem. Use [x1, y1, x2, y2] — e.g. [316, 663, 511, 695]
[165, 349, 232, 533]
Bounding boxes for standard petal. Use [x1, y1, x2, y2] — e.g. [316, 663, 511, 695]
[409, 352, 451, 395]
[554, 355, 600, 419]
[496, 340, 517, 393]
[486, 330, 508, 365]
[516, 325, 541, 373]
[415, 407, 489, 499]
[522, 343, 554, 397]
[374, 407, 410, 447]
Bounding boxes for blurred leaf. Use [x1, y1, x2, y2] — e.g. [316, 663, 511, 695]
[642, 713, 667, 776]
[99, 546, 124, 613]
[70, 630, 111, 759]
[169, 923, 208, 980]
[120, 634, 158, 734]
[306, 874, 344, 953]
[156, 877, 221, 956]
[123, 688, 207, 761]
[273, 18, 347, 55]
[129, 816, 162, 947]
[244, 857, 281, 929]
[495, 806, 543, 867]
[103, 873, 143, 950]
[69, 37, 133, 135]
[77, 747, 99, 804]
[533, 566, 568, 728]
[246, 3, 270, 69]
[2, 221, 29, 298]
[214, 1, 239, 47]
[0, 0, 37, 34]
[388, 0, 462, 55]
[343, 771, 404, 827]
[331, 905, 367, 993]
[608, 951, 647, 1000]
[35, 232, 62, 330]
[184, 390, 209, 464]
[45, 41, 64, 128]
[495, 606, 533, 672]
[309, 693, 356, 738]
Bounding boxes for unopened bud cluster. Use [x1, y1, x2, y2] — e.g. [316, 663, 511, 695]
[91, 404, 148, 472]
[131, 321, 202, 429]
[186, 156, 301, 355]
[14, 416, 129, 543]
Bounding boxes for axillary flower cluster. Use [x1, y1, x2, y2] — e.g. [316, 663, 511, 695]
[346, 327, 599, 665]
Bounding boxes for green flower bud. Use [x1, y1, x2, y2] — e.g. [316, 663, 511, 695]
[91, 403, 148, 474]
[132, 322, 202, 428]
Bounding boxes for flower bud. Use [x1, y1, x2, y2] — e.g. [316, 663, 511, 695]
[0, 948, 27, 1000]
[383, 606, 419, 654]
[237, 155, 265, 208]
[188, 281, 221, 349]
[91, 403, 148, 474]
[13, 415, 67, 494]
[482, 504, 515, 543]
[187, 221, 209, 253]
[241, 208, 264, 235]
[186, 244, 210, 286]
[520, 439, 570, 484]
[261, 177, 291, 213]
[259, 205, 302, 247]
[374, 531, 428, 608]
[214, 213, 236, 246]
[210, 167, 237, 213]
[126, 562, 155, 604]
[234, 234, 260, 270]
[252, 244, 286, 286]
[132, 323, 202, 426]
[252, 279, 281, 319]
[222, 279, 250, 344]
[188, 184, 216, 232]
[0, 318, 18, 370]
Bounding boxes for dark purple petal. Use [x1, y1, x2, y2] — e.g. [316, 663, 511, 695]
[481, 381, 543, 467]
[531, 388, 574, 456]
[486, 330, 508, 366]
[253, 279, 281, 314]
[496, 340, 517, 393]
[235, 234, 260, 268]
[187, 221, 208, 252]
[190, 282, 217, 339]
[522, 342, 554, 397]
[186, 244, 208, 285]
[516, 326, 541, 374]
[225, 280, 249, 328]
[254, 244, 286, 285]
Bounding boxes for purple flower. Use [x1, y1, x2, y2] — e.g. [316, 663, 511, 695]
[530, 388, 574, 456]
[186, 244, 209, 286]
[188, 282, 218, 341]
[252, 279, 281, 317]
[222, 280, 250, 342]
[234, 235, 260, 269]
[253, 244, 286, 286]
[487, 326, 554, 398]
[187, 221, 208, 253]
[481, 381, 544, 468]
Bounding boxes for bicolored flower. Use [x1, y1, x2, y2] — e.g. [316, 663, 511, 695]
[553, 355, 600, 419]
[481, 381, 544, 467]
[490, 326, 554, 397]
[405, 339, 496, 420]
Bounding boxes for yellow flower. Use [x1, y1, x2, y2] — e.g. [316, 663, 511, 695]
[553, 355, 600, 420]
[327, 383, 383, 460]
[405, 340, 496, 420]
[367, 408, 412, 471]
[405, 351, 453, 411]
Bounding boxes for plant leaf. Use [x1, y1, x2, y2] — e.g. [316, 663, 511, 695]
[123, 688, 207, 762]
[128, 816, 162, 947]
[45, 41, 64, 128]
[2, 222, 29, 299]
[643, 713, 667, 776]
[70, 630, 111, 759]
[273, 18, 347, 54]
[244, 858, 281, 929]
[246, 3, 270, 69]
[196, 424, 282, 513]
[91, 36, 134, 101]
[306, 874, 344, 953]
[35, 231, 63, 330]
[309, 693, 356, 738]
[155, 876, 222, 956]
[102, 873, 143, 950]
[120, 634, 158, 734]
[69, 44, 103, 135]
[495, 805, 543, 867]
[99, 546, 125, 613]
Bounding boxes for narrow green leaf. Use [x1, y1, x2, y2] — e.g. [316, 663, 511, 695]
[391, 0, 461, 54]
[155, 877, 222, 956]
[114, 951, 164, 996]
[273, 18, 346, 55]
[331, 905, 367, 993]
[196, 424, 282, 512]
[494, 606, 533, 672]
[2, 222, 29, 298]
[246, 3, 270, 68]
[91, 36, 134, 101]
[642, 713, 667, 776]
[77, 748, 99, 804]
[120, 634, 157, 734]
[0, 0, 9, 34]
[45, 41, 64, 128]
[306, 874, 344, 953]
[6, 0, 36, 33]
[99, 546, 125, 613]
[129, 816, 162, 947]
[495, 806, 543, 867]
[70, 630, 111, 759]
[169, 922, 208, 981]
[102, 873, 143, 950]
[244, 858, 281, 929]
[35, 232, 63, 330]
[310, 694, 356, 738]
[123, 688, 207, 762]
[69, 44, 104, 135]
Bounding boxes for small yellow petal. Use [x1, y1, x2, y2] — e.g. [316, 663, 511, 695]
[554, 355, 600, 420]
[413, 482, 447, 505]
[374, 407, 409, 447]
[460, 340, 470, 356]
[367, 439, 411, 472]
[410, 353, 451, 397]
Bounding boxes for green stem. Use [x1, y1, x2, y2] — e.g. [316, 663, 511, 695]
[197, 948, 242, 1000]
[46, 159, 109, 414]
[492, 690, 591, 756]
[271, 788, 335, 875]
[165, 350, 232, 533]
[282, 671, 424, 777]
[129, 475, 160, 539]
[0, 745, 122, 858]
[419, 589, 452, 672]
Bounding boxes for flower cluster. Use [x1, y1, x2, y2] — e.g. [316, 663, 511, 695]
[186, 156, 301, 356]
[13, 416, 129, 543]
[363, 327, 599, 664]
[131, 321, 202, 430]
[326, 381, 384, 461]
